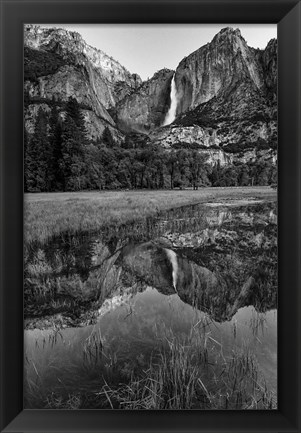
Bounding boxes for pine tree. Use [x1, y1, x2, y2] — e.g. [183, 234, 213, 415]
[60, 116, 86, 191]
[58, 97, 88, 190]
[223, 166, 239, 186]
[66, 97, 87, 141]
[85, 144, 105, 190]
[102, 126, 115, 147]
[24, 127, 28, 192]
[25, 107, 50, 191]
[210, 161, 221, 186]
[177, 150, 190, 189]
[189, 151, 207, 190]
[238, 165, 250, 186]
[256, 162, 270, 185]
[49, 104, 63, 190]
[269, 165, 277, 186]
[167, 151, 178, 189]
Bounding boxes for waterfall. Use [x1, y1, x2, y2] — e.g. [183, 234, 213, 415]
[163, 74, 178, 126]
[164, 248, 178, 292]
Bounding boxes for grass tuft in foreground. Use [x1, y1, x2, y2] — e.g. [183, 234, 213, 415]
[95, 327, 276, 410]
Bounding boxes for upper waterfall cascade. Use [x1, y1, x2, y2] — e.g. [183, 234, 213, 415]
[163, 74, 178, 126]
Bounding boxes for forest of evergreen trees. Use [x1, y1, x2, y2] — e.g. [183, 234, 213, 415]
[24, 97, 277, 192]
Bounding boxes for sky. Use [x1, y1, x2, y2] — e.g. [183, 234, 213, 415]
[42, 24, 277, 81]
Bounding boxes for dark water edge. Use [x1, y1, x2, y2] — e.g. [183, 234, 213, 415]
[24, 198, 277, 409]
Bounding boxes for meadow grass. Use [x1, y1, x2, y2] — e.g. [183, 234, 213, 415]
[24, 193, 277, 326]
[24, 187, 277, 409]
[98, 326, 276, 410]
[24, 187, 276, 245]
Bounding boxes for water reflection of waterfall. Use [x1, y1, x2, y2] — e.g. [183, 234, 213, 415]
[24, 201, 277, 408]
[163, 74, 178, 125]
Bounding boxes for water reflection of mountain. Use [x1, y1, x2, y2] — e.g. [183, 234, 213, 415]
[119, 240, 275, 323]
[87, 202, 277, 323]
[24, 200, 277, 409]
[24, 201, 277, 327]
[103, 202, 277, 323]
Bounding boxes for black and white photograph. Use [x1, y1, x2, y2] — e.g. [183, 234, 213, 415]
[24, 23, 277, 410]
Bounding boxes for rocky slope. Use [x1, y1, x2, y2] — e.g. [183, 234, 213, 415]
[261, 38, 277, 98]
[174, 28, 268, 114]
[24, 24, 142, 141]
[113, 68, 174, 133]
[147, 28, 277, 165]
[24, 25, 277, 165]
[24, 25, 142, 107]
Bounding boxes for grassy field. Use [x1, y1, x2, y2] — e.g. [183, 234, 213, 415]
[24, 187, 277, 409]
[25, 187, 276, 245]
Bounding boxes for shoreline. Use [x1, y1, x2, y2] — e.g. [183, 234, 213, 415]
[25, 186, 277, 245]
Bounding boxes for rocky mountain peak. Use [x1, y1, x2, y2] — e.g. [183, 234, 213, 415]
[210, 27, 249, 59]
[212, 27, 243, 43]
[25, 24, 84, 53]
[24, 24, 144, 143]
[219, 26, 241, 35]
[174, 27, 266, 114]
[24, 25, 142, 89]
[24, 25, 277, 168]
[265, 37, 277, 49]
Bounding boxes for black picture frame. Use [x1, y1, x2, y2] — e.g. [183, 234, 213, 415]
[1, 0, 300, 432]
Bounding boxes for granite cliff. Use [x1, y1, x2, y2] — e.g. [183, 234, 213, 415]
[147, 28, 277, 165]
[113, 68, 174, 133]
[24, 25, 277, 165]
[24, 24, 142, 141]
[174, 28, 267, 114]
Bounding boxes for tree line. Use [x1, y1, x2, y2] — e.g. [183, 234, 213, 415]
[24, 97, 277, 192]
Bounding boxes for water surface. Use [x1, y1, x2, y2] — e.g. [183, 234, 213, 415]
[24, 199, 277, 409]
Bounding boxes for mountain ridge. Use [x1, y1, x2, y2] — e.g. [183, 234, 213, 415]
[24, 25, 277, 169]
[24, 25, 142, 91]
